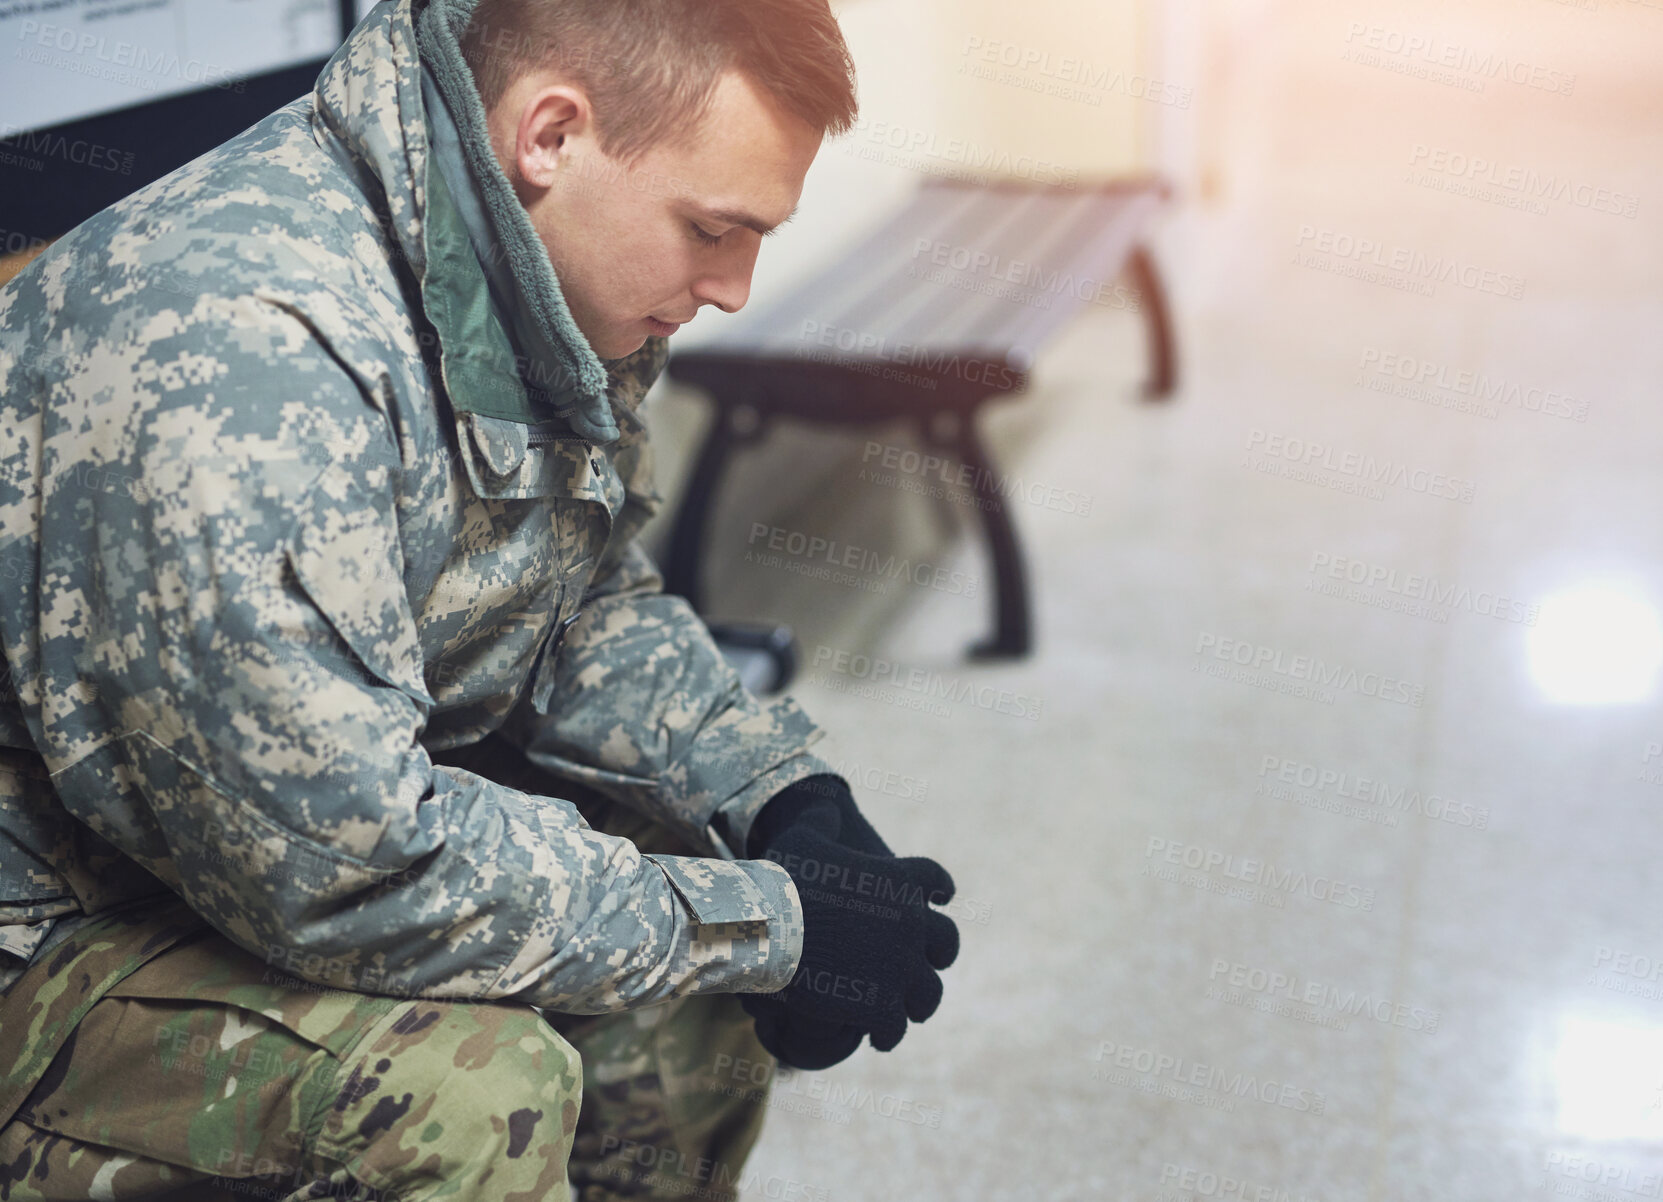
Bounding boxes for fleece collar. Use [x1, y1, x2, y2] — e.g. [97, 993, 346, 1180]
[413, 0, 618, 443]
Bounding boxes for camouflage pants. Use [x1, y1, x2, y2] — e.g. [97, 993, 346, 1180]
[0, 747, 780, 1202]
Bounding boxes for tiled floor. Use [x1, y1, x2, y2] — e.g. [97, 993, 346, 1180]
[641, 1, 1663, 1198]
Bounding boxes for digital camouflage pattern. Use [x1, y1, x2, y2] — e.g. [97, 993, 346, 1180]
[0, 0, 841, 1014]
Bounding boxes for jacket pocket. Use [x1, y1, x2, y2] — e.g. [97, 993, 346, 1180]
[284, 460, 432, 703]
[526, 567, 592, 717]
[453, 411, 610, 504]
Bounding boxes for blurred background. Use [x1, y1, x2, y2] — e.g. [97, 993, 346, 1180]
[5, 0, 1662, 1197]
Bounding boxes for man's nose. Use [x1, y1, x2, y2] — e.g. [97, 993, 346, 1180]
[691, 246, 759, 315]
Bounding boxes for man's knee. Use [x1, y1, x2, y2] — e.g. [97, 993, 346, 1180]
[369, 1001, 583, 1138]
[314, 1000, 583, 1199]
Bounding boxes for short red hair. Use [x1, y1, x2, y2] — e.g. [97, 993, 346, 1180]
[460, 0, 859, 165]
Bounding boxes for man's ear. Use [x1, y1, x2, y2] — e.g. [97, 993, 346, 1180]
[512, 84, 591, 191]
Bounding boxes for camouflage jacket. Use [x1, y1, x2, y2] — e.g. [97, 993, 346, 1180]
[0, 0, 835, 1011]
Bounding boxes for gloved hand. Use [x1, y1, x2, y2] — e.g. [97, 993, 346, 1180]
[742, 775, 886, 1069]
[747, 774, 893, 859]
[742, 1007, 865, 1072]
[741, 775, 959, 1069]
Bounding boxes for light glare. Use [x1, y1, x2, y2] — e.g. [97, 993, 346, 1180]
[1527, 585, 1663, 706]
[1554, 1014, 1663, 1141]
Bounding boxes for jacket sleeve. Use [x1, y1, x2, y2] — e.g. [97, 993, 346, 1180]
[36, 301, 800, 1013]
[496, 339, 844, 863]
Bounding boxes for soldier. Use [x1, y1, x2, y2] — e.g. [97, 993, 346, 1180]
[0, 1, 960, 1198]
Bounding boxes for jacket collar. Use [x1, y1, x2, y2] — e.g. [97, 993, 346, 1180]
[312, 0, 623, 444]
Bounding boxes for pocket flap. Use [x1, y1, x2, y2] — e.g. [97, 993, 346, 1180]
[454, 412, 611, 504]
[654, 855, 772, 927]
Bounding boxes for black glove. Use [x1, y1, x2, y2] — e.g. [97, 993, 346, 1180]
[742, 775, 959, 1067]
[742, 775, 889, 1069]
[746, 774, 892, 860]
[743, 1007, 866, 1072]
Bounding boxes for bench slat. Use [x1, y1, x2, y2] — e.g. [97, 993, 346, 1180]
[685, 179, 1166, 375]
[716, 183, 983, 348]
[968, 187, 1165, 358]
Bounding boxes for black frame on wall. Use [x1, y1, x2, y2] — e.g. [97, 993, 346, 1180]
[0, 0, 361, 250]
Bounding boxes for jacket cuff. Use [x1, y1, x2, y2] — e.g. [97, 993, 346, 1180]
[650, 854, 803, 993]
[704, 739, 842, 863]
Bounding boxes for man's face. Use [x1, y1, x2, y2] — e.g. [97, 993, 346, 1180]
[488, 68, 822, 360]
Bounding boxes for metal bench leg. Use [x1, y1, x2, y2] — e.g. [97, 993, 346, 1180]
[663, 407, 741, 612]
[948, 416, 1033, 660]
[1127, 243, 1177, 400]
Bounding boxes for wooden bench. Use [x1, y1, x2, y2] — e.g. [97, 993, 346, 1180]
[665, 175, 1177, 660]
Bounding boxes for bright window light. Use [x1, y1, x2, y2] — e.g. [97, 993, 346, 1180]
[1554, 1014, 1663, 1141]
[1527, 585, 1663, 706]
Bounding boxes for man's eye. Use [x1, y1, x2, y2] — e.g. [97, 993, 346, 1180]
[690, 223, 723, 246]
